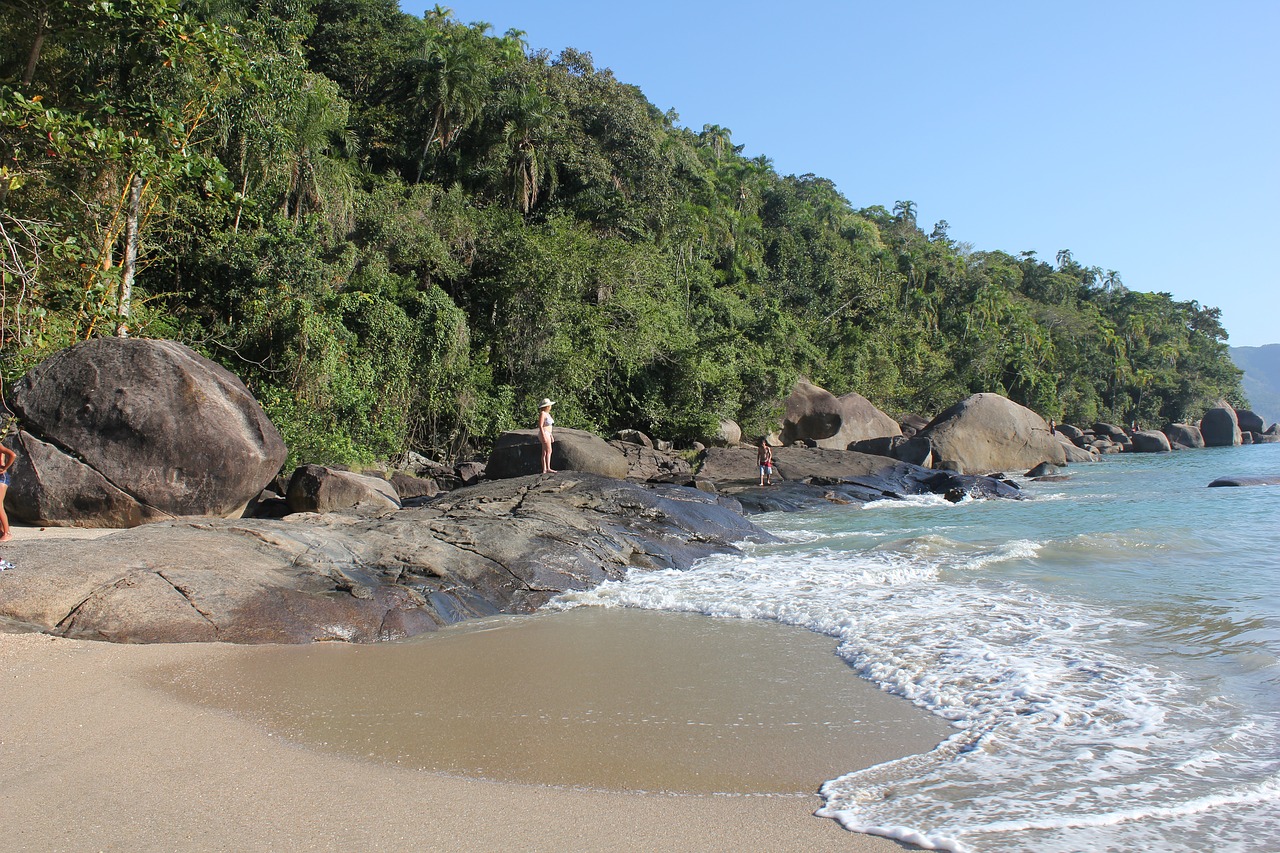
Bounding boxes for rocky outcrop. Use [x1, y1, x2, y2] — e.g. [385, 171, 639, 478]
[920, 393, 1066, 474]
[613, 429, 654, 449]
[778, 380, 900, 450]
[608, 440, 693, 481]
[1129, 430, 1172, 453]
[1162, 423, 1204, 449]
[286, 465, 400, 513]
[1055, 424, 1085, 441]
[1058, 436, 1098, 463]
[1235, 409, 1266, 434]
[6, 338, 287, 527]
[695, 446, 1022, 513]
[848, 435, 933, 467]
[486, 428, 628, 479]
[0, 474, 769, 644]
[1201, 406, 1242, 447]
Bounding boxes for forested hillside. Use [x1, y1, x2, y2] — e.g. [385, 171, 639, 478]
[0, 0, 1244, 464]
[1231, 345, 1280, 426]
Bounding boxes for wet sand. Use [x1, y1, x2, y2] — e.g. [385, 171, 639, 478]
[1, 607, 948, 852]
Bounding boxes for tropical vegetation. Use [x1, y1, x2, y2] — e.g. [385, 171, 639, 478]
[0, 0, 1244, 464]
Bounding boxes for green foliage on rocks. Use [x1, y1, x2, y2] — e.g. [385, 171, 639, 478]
[0, 0, 1243, 465]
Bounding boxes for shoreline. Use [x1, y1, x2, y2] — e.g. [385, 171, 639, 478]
[0, 609, 946, 852]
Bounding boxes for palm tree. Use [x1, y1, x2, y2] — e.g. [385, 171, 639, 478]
[892, 199, 917, 225]
[404, 25, 492, 182]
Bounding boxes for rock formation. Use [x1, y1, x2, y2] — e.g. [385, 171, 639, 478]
[5, 338, 287, 527]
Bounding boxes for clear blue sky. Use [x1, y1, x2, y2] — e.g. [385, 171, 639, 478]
[403, 1, 1279, 347]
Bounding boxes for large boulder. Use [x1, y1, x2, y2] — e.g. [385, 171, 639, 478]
[921, 393, 1067, 475]
[6, 338, 287, 527]
[778, 380, 900, 450]
[1092, 422, 1129, 441]
[712, 420, 742, 448]
[286, 465, 400, 513]
[1129, 430, 1172, 453]
[1162, 423, 1204, 449]
[1055, 424, 1085, 441]
[848, 435, 933, 467]
[1235, 409, 1266, 434]
[1200, 406, 1242, 447]
[486, 428, 628, 479]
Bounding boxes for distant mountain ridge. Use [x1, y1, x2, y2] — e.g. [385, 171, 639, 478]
[1231, 345, 1280, 427]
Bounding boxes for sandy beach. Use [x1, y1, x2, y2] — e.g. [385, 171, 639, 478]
[0, 604, 947, 852]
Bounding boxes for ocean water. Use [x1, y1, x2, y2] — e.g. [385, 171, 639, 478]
[557, 444, 1280, 853]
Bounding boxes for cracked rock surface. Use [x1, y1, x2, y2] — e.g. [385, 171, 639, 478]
[0, 473, 771, 644]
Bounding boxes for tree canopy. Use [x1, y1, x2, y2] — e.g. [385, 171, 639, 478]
[0, 0, 1244, 464]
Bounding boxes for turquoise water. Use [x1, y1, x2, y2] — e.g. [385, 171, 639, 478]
[561, 444, 1280, 852]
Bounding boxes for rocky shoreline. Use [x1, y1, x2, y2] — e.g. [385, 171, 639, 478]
[2, 338, 1274, 646]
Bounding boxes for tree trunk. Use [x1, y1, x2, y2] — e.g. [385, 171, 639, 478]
[22, 4, 50, 87]
[115, 172, 143, 337]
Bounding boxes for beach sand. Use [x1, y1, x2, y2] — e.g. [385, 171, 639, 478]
[0, 607, 948, 852]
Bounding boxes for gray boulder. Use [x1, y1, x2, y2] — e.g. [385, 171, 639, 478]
[7, 338, 287, 527]
[1058, 436, 1098, 463]
[1130, 430, 1172, 453]
[608, 440, 693, 481]
[1162, 423, 1204, 449]
[614, 429, 654, 448]
[1235, 409, 1266, 434]
[286, 465, 400, 513]
[712, 420, 742, 447]
[1026, 462, 1058, 477]
[1055, 424, 1085, 441]
[779, 380, 900, 450]
[1201, 406, 1242, 447]
[0, 474, 769, 644]
[921, 393, 1066, 474]
[389, 473, 440, 502]
[899, 414, 930, 437]
[1252, 431, 1280, 444]
[1092, 422, 1129, 441]
[487, 428, 628, 479]
[848, 435, 933, 467]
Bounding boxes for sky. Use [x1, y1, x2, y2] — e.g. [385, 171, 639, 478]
[402, 1, 1279, 347]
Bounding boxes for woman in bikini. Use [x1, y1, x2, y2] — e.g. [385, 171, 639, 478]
[537, 398, 556, 474]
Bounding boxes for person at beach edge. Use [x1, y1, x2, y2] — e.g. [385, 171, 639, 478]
[0, 432, 14, 542]
[538, 398, 556, 474]
[757, 437, 773, 486]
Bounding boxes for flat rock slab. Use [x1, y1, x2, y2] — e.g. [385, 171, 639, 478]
[1207, 476, 1280, 488]
[0, 474, 770, 645]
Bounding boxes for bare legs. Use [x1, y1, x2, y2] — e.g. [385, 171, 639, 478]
[0, 484, 10, 541]
[540, 435, 556, 474]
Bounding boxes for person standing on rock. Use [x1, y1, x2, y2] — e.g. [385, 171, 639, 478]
[757, 437, 774, 486]
[538, 398, 557, 474]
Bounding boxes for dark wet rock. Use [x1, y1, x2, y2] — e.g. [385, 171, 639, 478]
[1235, 409, 1266, 434]
[1201, 406, 1242, 447]
[1252, 431, 1280, 444]
[1162, 423, 1204, 449]
[7, 338, 287, 527]
[1025, 462, 1058, 477]
[697, 446, 1021, 514]
[1130, 431, 1172, 453]
[921, 393, 1066, 474]
[286, 465, 399, 513]
[0, 474, 770, 644]
[1241, 432, 1254, 445]
[1208, 476, 1280, 487]
[848, 435, 933, 468]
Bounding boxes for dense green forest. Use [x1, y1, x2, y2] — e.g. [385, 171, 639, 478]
[0, 0, 1244, 464]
